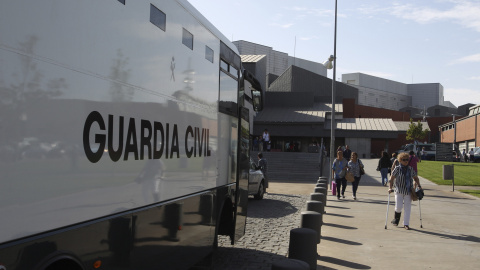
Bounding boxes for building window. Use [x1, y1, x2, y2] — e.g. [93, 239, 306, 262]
[182, 28, 193, 50]
[150, 4, 166, 31]
[205, 46, 214, 63]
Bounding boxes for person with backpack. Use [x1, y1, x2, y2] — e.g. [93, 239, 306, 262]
[388, 152, 422, 230]
[332, 150, 348, 199]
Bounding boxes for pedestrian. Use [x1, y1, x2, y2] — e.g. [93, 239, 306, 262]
[258, 136, 263, 152]
[256, 152, 268, 189]
[469, 148, 475, 162]
[377, 151, 392, 186]
[343, 145, 352, 161]
[347, 152, 364, 200]
[408, 150, 420, 174]
[421, 147, 427, 160]
[390, 152, 397, 175]
[332, 150, 348, 199]
[462, 149, 467, 162]
[262, 129, 270, 152]
[253, 136, 259, 151]
[388, 152, 422, 230]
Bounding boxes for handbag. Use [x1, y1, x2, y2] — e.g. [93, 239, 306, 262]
[359, 159, 365, 175]
[345, 171, 355, 182]
[411, 187, 418, 201]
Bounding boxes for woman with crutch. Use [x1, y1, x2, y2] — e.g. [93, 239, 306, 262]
[388, 152, 422, 230]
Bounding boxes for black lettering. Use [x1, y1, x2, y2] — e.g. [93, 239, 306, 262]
[185, 126, 194, 158]
[83, 111, 106, 163]
[170, 124, 179, 158]
[153, 121, 164, 159]
[140, 120, 152, 160]
[198, 128, 204, 157]
[165, 123, 169, 159]
[194, 127, 199, 157]
[206, 129, 211, 156]
[108, 115, 124, 162]
[124, 118, 139, 160]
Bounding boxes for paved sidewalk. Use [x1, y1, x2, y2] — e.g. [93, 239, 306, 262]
[269, 158, 480, 269]
[212, 158, 480, 269]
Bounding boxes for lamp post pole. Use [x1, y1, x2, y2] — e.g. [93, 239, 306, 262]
[329, 0, 338, 183]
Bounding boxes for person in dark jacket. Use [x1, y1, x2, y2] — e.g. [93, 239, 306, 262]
[377, 151, 392, 186]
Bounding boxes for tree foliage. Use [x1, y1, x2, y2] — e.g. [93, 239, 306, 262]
[406, 118, 430, 143]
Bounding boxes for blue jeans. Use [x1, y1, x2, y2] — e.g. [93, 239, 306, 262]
[352, 176, 361, 196]
[380, 168, 389, 185]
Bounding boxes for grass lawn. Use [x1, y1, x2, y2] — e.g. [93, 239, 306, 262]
[417, 161, 480, 186]
[458, 189, 480, 198]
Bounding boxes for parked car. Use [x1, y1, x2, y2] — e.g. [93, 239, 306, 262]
[248, 158, 266, 200]
[398, 143, 436, 160]
[473, 148, 480, 163]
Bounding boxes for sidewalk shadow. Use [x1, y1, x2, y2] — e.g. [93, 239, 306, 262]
[213, 246, 292, 269]
[326, 205, 350, 210]
[318, 256, 371, 269]
[410, 228, 480, 243]
[324, 213, 354, 218]
[321, 236, 362, 246]
[247, 196, 301, 219]
[323, 223, 357, 230]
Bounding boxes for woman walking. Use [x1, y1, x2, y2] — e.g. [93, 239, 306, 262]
[377, 151, 392, 186]
[388, 152, 422, 230]
[332, 150, 348, 199]
[347, 152, 364, 200]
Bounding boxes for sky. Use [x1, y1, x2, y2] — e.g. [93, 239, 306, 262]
[187, 0, 480, 108]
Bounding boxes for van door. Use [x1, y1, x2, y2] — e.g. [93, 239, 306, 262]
[231, 107, 249, 243]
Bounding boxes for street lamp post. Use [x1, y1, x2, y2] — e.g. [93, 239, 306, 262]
[323, 0, 338, 184]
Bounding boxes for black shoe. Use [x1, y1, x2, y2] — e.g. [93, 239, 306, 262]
[342, 194, 345, 198]
[391, 212, 401, 226]
[337, 196, 340, 200]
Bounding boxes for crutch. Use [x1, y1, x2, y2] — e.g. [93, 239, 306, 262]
[385, 191, 391, 229]
[418, 198, 423, 228]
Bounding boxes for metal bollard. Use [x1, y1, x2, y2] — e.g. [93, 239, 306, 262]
[319, 176, 328, 180]
[311, 191, 327, 207]
[317, 178, 328, 183]
[316, 183, 327, 188]
[301, 211, 322, 243]
[289, 228, 317, 270]
[314, 187, 327, 194]
[306, 200, 324, 217]
[310, 192, 325, 203]
[271, 259, 309, 270]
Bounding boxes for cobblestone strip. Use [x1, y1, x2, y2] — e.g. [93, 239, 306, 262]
[214, 193, 310, 270]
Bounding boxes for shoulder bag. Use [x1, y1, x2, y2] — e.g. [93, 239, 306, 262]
[359, 159, 365, 175]
[346, 171, 355, 182]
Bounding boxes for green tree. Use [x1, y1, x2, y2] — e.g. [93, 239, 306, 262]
[406, 118, 430, 143]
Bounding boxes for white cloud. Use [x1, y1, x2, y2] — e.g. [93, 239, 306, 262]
[361, 1, 480, 32]
[269, 22, 294, 28]
[468, 76, 480, 80]
[450, 53, 480, 64]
